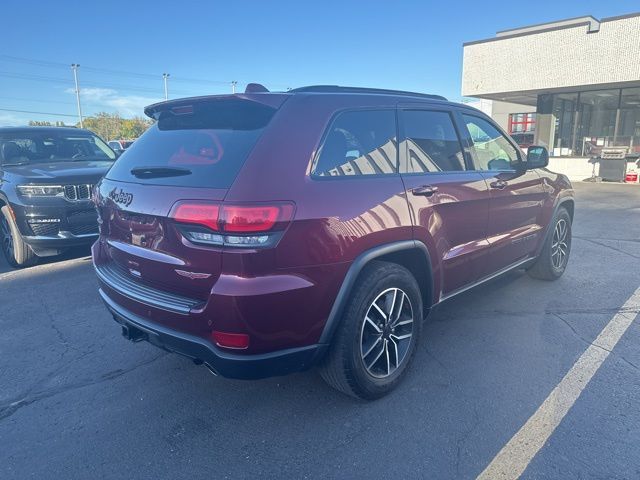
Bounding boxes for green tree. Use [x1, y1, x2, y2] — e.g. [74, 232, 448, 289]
[121, 117, 152, 139]
[81, 112, 123, 140]
[79, 113, 151, 140]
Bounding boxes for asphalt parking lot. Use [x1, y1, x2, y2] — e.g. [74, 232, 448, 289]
[1, 182, 639, 479]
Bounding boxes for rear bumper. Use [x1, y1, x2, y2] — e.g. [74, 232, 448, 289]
[99, 288, 326, 380]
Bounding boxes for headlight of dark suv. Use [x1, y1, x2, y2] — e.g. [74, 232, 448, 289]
[16, 185, 65, 197]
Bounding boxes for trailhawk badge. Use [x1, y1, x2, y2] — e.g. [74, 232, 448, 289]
[108, 187, 133, 207]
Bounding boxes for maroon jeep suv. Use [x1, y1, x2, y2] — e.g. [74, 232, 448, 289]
[92, 85, 574, 399]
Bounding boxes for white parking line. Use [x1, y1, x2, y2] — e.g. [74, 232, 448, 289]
[477, 286, 640, 480]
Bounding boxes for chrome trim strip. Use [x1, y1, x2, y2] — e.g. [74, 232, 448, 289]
[438, 257, 534, 303]
[107, 240, 186, 266]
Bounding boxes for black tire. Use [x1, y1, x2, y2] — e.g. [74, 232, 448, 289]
[1, 205, 37, 268]
[319, 261, 423, 400]
[528, 207, 571, 281]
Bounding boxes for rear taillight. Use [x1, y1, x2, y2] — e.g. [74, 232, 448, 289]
[169, 201, 294, 248]
[221, 205, 283, 232]
[172, 203, 220, 231]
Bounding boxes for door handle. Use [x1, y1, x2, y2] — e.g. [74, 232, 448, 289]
[490, 180, 507, 190]
[411, 185, 438, 197]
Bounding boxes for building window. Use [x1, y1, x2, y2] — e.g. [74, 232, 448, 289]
[552, 93, 578, 155]
[616, 87, 640, 155]
[508, 113, 536, 134]
[548, 87, 640, 157]
[575, 89, 620, 157]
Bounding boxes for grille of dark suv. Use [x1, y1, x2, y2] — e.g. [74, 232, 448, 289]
[68, 223, 98, 235]
[67, 209, 98, 235]
[29, 223, 59, 236]
[64, 184, 93, 201]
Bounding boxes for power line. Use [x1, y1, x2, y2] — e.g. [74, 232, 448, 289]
[0, 95, 76, 106]
[0, 107, 78, 118]
[0, 55, 68, 70]
[0, 95, 159, 112]
[0, 71, 198, 96]
[0, 54, 290, 89]
[0, 55, 225, 86]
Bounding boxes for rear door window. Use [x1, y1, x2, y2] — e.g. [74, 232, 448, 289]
[400, 110, 466, 173]
[312, 110, 397, 177]
[106, 99, 276, 188]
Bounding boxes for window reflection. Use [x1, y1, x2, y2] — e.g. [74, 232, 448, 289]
[314, 110, 397, 176]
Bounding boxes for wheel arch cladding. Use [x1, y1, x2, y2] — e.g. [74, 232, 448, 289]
[559, 198, 574, 220]
[318, 240, 433, 345]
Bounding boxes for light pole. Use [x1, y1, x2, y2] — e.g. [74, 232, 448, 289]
[71, 64, 83, 128]
[162, 73, 170, 100]
[231, 81, 237, 94]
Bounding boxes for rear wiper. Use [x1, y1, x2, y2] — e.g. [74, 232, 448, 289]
[130, 166, 192, 178]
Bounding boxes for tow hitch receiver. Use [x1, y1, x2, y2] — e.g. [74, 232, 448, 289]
[121, 324, 147, 342]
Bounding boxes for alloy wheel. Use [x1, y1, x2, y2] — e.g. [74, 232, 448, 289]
[551, 218, 569, 269]
[359, 288, 414, 379]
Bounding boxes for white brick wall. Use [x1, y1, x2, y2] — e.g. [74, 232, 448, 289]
[462, 15, 640, 97]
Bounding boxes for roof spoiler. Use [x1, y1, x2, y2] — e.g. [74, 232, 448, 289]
[144, 92, 286, 120]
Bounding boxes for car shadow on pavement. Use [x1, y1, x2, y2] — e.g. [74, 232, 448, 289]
[0, 245, 92, 275]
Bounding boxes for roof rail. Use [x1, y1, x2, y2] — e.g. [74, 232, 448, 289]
[290, 85, 447, 101]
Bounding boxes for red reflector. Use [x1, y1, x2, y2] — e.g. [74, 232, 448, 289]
[171, 203, 220, 231]
[212, 331, 250, 349]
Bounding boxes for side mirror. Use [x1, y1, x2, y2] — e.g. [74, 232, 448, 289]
[526, 146, 549, 169]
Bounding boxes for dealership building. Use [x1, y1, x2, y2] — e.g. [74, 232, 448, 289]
[462, 12, 640, 180]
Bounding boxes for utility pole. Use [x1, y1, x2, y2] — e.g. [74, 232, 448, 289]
[231, 81, 237, 94]
[162, 73, 170, 100]
[71, 64, 83, 128]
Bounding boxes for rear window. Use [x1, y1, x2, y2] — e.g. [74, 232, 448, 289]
[312, 110, 397, 177]
[106, 99, 276, 188]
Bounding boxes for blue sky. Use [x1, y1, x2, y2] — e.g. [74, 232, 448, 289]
[1, 0, 638, 125]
